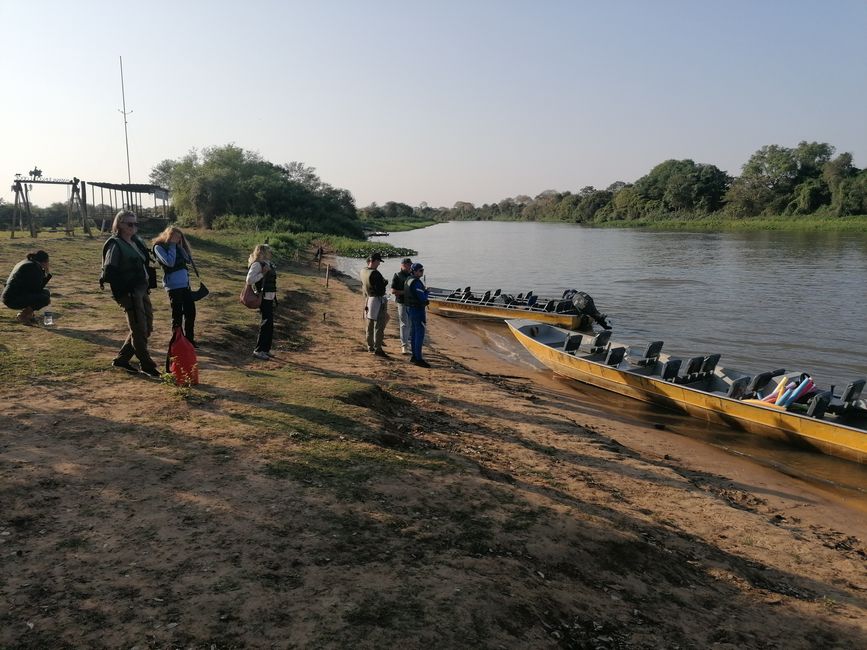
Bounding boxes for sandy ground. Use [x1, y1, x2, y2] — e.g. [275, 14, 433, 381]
[2, 251, 866, 648]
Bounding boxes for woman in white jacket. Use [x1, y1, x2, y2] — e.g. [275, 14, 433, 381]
[246, 244, 277, 359]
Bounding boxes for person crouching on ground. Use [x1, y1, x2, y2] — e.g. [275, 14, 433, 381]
[102, 210, 161, 377]
[246, 244, 277, 360]
[405, 262, 430, 368]
[360, 252, 389, 357]
[390, 257, 413, 355]
[152, 226, 197, 346]
[2, 250, 52, 326]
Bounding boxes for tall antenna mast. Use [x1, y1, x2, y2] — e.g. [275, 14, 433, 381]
[118, 55, 132, 184]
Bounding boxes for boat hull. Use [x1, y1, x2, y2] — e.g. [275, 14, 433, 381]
[507, 320, 867, 464]
[429, 299, 588, 330]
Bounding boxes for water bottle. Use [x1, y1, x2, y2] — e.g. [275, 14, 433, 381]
[43, 311, 54, 326]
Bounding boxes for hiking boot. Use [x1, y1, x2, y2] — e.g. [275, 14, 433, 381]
[16, 309, 35, 326]
[140, 366, 162, 379]
[111, 358, 139, 374]
[373, 349, 389, 358]
[411, 358, 431, 368]
[252, 350, 270, 360]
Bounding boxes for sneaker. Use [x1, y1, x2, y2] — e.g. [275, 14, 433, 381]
[111, 358, 139, 374]
[401, 347, 410, 355]
[252, 350, 270, 360]
[373, 349, 389, 358]
[412, 358, 431, 368]
[140, 366, 162, 379]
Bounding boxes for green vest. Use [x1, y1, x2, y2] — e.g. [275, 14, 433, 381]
[404, 276, 425, 308]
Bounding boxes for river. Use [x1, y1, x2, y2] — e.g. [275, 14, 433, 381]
[333, 221, 867, 494]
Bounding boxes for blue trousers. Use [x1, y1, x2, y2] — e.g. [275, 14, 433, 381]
[408, 306, 426, 360]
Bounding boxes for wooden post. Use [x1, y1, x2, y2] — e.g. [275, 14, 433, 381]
[325, 264, 330, 288]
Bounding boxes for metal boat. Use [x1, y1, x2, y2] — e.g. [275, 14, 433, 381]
[507, 319, 867, 464]
[428, 287, 610, 332]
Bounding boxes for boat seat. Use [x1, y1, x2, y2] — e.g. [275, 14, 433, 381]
[515, 293, 523, 301]
[700, 354, 721, 377]
[747, 369, 786, 398]
[677, 356, 705, 383]
[726, 376, 751, 399]
[493, 289, 501, 298]
[827, 379, 866, 415]
[543, 300, 557, 312]
[605, 346, 626, 366]
[661, 358, 682, 382]
[630, 341, 664, 367]
[526, 291, 534, 300]
[589, 330, 612, 354]
[527, 295, 538, 307]
[806, 392, 831, 419]
[563, 334, 583, 354]
[481, 290, 491, 303]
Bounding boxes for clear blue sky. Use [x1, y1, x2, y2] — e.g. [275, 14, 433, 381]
[2, 0, 865, 209]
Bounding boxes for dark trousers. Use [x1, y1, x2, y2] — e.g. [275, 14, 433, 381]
[168, 286, 196, 343]
[3, 289, 50, 311]
[256, 298, 274, 353]
[408, 306, 426, 360]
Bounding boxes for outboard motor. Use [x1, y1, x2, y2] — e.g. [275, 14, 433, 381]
[572, 291, 611, 330]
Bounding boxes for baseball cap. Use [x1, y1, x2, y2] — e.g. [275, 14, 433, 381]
[367, 252, 384, 262]
[401, 257, 412, 264]
[410, 263, 424, 273]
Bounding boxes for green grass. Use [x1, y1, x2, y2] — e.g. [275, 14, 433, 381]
[594, 214, 867, 232]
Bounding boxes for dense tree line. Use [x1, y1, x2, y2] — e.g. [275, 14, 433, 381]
[149, 145, 363, 238]
[369, 141, 865, 225]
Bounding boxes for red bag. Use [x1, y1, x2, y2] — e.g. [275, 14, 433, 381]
[240, 284, 262, 309]
[166, 327, 199, 386]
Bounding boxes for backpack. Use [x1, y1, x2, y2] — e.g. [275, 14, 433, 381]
[166, 326, 199, 386]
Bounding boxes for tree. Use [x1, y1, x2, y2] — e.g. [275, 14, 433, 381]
[151, 145, 361, 236]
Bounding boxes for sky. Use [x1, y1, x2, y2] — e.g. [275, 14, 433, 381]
[2, 0, 866, 209]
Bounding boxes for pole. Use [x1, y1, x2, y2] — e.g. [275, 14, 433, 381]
[119, 56, 132, 184]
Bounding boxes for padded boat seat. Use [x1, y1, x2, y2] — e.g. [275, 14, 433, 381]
[526, 295, 538, 308]
[726, 376, 751, 399]
[630, 341, 664, 367]
[679, 356, 704, 383]
[661, 358, 682, 382]
[589, 330, 612, 354]
[827, 379, 866, 414]
[807, 392, 831, 419]
[563, 334, 583, 354]
[543, 300, 557, 312]
[481, 290, 491, 303]
[747, 369, 786, 398]
[605, 346, 626, 366]
[700, 354, 721, 376]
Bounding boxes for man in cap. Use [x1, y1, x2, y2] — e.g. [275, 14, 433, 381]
[390, 257, 413, 354]
[360, 252, 390, 357]
[404, 262, 430, 367]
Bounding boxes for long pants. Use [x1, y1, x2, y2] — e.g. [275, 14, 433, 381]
[168, 286, 197, 343]
[256, 298, 274, 353]
[117, 286, 156, 371]
[408, 306, 426, 360]
[396, 302, 410, 349]
[3, 289, 50, 311]
[365, 299, 389, 352]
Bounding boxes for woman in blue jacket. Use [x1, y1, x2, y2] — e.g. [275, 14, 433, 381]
[153, 226, 197, 345]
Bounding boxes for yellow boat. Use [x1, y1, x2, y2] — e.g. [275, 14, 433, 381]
[507, 319, 867, 464]
[428, 287, 609, 332]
